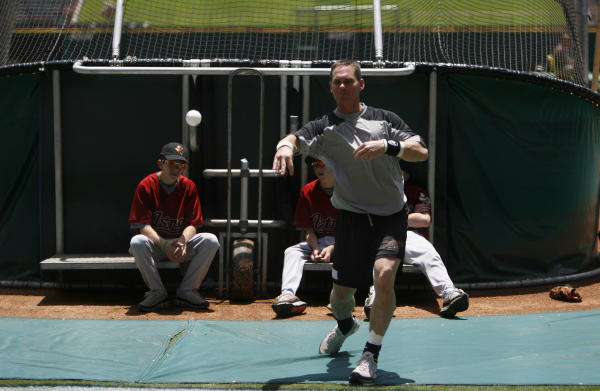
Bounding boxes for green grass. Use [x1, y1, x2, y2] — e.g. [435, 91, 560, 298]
[78, 0, 567, 29]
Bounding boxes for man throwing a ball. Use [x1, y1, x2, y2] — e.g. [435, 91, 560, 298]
[273, 60, 428, 385]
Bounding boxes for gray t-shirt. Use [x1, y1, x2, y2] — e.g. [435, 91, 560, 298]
[294, 104, 425, 216]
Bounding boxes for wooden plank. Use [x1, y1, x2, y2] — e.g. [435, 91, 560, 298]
[40, 254, 180, 270]
[303, 262, 419, 273]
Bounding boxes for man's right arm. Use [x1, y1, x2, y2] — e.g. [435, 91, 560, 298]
[273, 115, 330, 176]
[272, 134, 299, 176]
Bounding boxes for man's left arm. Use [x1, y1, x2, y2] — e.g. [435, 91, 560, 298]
[354, 112, 428, 162]
[354, 138, 427, 162]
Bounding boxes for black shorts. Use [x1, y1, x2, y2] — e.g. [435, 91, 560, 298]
[332, 207, 408, 289]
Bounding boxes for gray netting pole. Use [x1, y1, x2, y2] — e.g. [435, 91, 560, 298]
[112, 0, 125, 60]
[372, 0, 384, 66]
[53, 70, 64, 254]
[427, 70, 437, 243]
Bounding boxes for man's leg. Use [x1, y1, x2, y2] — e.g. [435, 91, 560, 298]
[370, 256, 401, 337]
[176, 233, 219, 309]
[318, 282, 359, 354]
[129, 234, 169, 311]
[349, 257, 399, 385]
[329, 282, 356, 320]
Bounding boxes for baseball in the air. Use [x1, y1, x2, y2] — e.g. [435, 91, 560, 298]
[185, 110, 202, 127]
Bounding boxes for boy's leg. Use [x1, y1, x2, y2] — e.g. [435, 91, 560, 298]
[129, 234, 169, 311]
[273, 241, 313, 316]
[178, 233, 220, 292]
[280, 242, 312, 295]
[404, 231, 468, 317]
[404, 231, 454, 297]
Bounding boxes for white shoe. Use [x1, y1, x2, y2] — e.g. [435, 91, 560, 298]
[318, 317, 360, 355]
[174, 289, 209, 309]
[137, 289, 169, 312]
[440, 288, 469, 317]
[349, 351, 377, 385]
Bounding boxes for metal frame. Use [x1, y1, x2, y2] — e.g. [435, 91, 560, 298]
[72, 62, 416, 76]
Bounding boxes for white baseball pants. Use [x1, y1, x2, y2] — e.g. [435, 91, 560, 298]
[280, 235, 335, 295]
[404, 230, 456, 299]
[129, 233, 219, 295]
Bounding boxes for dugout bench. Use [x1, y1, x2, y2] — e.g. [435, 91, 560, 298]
[303, 262, 418, 273]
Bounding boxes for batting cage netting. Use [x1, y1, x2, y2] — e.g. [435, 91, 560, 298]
[0, 0, 589, 87]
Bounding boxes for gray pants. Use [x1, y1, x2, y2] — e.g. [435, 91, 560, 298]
[129, 233, 219, 295]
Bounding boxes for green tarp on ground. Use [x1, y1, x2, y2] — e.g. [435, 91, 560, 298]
[1, 311, 599, 385]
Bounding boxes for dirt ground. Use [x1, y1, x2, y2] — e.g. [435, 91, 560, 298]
[1, 276, 599, 321]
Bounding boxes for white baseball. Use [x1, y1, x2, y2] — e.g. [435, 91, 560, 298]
[185, 110, 202, 126]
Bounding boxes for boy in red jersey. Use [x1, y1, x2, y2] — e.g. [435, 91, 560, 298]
[128, 142, 219, 312]
[272, 157, 337, 317]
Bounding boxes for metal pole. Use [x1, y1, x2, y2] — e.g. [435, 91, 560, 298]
[226, 73, 234, 294]
[301, 61, 311, 187]
[257, 72, 265, 295]
[181, 75, 190, 177]
[280, 61, 289, 139]
[427, 70, 437, 243]
[240, 158, 249, 234]
[112, 0, 124, 60]
[52, 70, 64, 254]
[372, 0, 384, 65]
[593, 12, 600, 91]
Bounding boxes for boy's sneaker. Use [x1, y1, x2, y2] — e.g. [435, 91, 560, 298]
[363, 285, 375, 321]
[174, 289, 209, 310]
[349, 351, 377, 385]
[137, 289, 169, 312]
[272, 293, 307, 316]
[440, 288, 469, 318]
[318, 316, 360, 355]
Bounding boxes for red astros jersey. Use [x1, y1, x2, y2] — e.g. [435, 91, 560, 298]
[293, 179, 338, 237]
[128, 173, 203, 239]
[405, 183, 431, 238]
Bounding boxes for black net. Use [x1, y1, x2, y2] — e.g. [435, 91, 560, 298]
[0, 0, 587, 86]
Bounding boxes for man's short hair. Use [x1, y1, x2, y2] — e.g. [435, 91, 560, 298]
[330, 60, 361, 81]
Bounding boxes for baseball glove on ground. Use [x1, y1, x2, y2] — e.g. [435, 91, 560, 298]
[549, 285, 582, 302]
